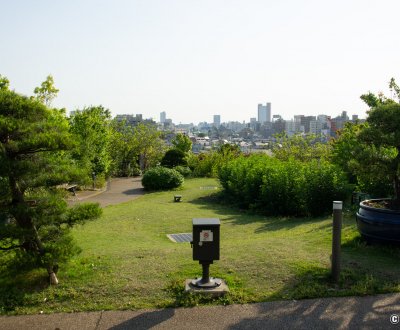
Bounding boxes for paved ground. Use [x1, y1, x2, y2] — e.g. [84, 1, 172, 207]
[68, 177, 145, 207]
[1, 293, 400, 329]
[2, 178, 400, 329]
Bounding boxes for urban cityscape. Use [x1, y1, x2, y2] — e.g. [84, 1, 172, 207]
[114, 102, 362, 153]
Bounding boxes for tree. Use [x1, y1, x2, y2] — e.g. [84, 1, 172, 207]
[33, 75, 59, 107]
[273, 133, 331, 162]
[332, 78, 400, 204]
[108, 121, 166, 175]
[171, 133, 192, 153]
[0, 74, 9, 91]
[161, 149, 188, 168]
[359, 78, 400, 205]
[131, 123, 167, 171]
[108, 119, 140, 176]
[69, 106, 112, 180]
[0, 88, 102, 284]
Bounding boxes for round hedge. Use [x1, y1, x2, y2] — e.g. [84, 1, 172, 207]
[141, 167, 184, 190]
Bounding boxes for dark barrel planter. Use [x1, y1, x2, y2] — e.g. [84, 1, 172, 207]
[356, 199, 400, 243]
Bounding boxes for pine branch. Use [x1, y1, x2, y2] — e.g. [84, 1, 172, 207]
[0, 244, 22, 251]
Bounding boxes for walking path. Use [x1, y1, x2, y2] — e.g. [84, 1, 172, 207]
[68, 177, 145, 207]
[1, 293, 400, 329]
[2, 178, 400, 329]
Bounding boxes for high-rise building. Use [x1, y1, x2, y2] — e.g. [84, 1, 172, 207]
[160, 111, 166, 123]
[257, 103, 271, 124]
[213, 115, 221, 127]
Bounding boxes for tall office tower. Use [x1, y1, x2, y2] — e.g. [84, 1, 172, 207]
[266, 102, 271, 122]
[160, 111, 166, 123]
[213, 115, 221, 127]
[257, 103, 271, 124]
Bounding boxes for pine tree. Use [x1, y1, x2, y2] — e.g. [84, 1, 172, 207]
[0, 84, 102, 284]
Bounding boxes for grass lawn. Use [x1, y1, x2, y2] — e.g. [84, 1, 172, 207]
[1, 177, 400, 314]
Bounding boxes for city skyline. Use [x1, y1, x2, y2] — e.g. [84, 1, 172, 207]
[2, 1, 399, 123]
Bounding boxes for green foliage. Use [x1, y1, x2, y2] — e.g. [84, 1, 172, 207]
[218, 154, 349, 216]
[69, 106, 112, 179]
[188, 152, 217, 177]
[331, 122, 393, 197]
[189, 145, 242, 178]
[333, 78, 400, 202]
[171, 133, 192, 153]
[173, 166, 192, 177]
[108, 120, 138, 177]
[161, 148, 188, 168]
[141, 167, 184, 190]
[0, 87, 102, 280]
[33, 75, 59, 107]
[273, 133, 331, 162]
[109, 121, 166, 176]
[0, 75, 10, 91]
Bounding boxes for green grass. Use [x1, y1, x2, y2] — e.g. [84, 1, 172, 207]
[1, 178, 400, 314]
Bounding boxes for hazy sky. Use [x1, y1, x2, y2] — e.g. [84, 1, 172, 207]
[2, 0, 399, 124]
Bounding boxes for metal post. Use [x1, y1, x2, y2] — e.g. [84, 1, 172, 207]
[332, 201, 343, 283]
[200, 262, 210, 284]
[92, 172, 96, 190]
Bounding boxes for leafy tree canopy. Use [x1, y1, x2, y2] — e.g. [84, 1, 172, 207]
[0, 74, 9, 91]
[171, 133, 192, 153]
[69, 106, 112, 177]
[273, 133, 331, 162]
[33, 75, 59, 107]
[333, 78, 400, 203]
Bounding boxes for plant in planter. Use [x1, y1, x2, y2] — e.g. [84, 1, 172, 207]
[333, 78, 400, 242]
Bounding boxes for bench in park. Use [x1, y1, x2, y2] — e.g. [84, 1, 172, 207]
[58, 183, 78, 196]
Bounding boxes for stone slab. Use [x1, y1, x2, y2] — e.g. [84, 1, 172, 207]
[184, 278, 229, 297]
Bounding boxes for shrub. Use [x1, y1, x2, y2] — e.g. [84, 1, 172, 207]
[189, 146, 242, 178]
[174, 166, 192, 177]
[141, 167, 184, 190]
[218, 154, 350, 216]
[191, 152, 218, 177]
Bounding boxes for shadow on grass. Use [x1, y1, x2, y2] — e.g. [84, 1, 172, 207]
[0, 267, 49, 313]
[122, 187, 145, 195]
[190, 193, 331, 232]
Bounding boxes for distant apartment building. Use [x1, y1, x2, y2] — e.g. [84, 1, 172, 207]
[257, 103, 271, 124]
[293, 115, 305, 133]
[160, 111, 166, 123]
[285, 119, 296, 136]
[115, 114, 143, 126]
[301, 116, 316, 133]
[225, 121, 245, 132]
[213, 115, 221, 127]
[272, 118, 286, 135]
[310, 119, 322, 135]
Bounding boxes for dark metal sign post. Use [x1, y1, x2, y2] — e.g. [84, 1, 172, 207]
[332, 201, 343, 283]
[186, 218, 229, 295]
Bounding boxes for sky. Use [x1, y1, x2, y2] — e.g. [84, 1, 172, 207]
[1, 0, 400, 124]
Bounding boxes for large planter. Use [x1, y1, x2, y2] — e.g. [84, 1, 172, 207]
[356, 199, 400, 243]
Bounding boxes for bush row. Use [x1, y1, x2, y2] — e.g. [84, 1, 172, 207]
[218, 154, 350, 216]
